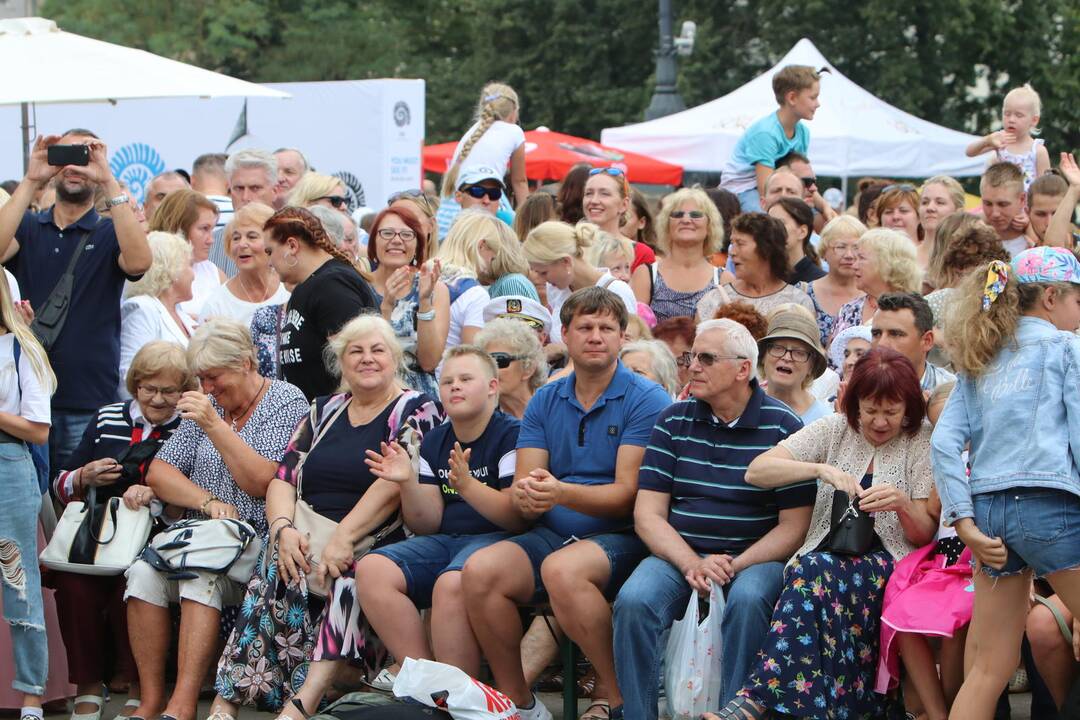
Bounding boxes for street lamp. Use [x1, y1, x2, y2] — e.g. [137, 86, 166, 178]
[644, 0, 694, 120]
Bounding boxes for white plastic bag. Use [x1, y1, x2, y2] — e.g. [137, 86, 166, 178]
[393, 657, 521, 720]
[663, 582, 725, 719]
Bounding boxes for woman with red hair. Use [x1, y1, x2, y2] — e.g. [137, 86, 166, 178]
[712, 347, 936, 720]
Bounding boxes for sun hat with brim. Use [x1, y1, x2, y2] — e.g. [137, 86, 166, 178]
[828, 324, 872, 371]
[758, 308, 828, 379]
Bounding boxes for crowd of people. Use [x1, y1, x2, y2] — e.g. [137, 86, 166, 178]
[0, 68, 1079, 720]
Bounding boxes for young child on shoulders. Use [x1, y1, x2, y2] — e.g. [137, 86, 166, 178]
[966, 84, 1051, 192]
[720, 65, 824, 213]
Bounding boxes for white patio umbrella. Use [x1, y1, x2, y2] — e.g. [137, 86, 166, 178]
[0, 17, 290, 171]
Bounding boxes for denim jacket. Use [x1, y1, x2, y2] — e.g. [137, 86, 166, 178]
[932, 317, 1080, 525]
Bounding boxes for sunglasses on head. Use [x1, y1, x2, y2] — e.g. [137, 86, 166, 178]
[463, 185, 503, 201]
[317, 195, 348, 209]
[670, 210, 705, 220]
[881, 183, 916, 194]
[388, 189, 433, 213]
[589, 167, 625, 177]
[489, 352, 526, 369]
[800, 176, 817, 188]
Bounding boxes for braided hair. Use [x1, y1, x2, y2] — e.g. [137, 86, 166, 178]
[263, 206, 368, 277]
[440, 82, 519, 197]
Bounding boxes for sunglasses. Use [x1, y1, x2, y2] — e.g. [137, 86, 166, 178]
[589, 167, 625, 177]
[881, 183, 916, 194]
[678, 351, 748, 368]
[463, 185, 503, 201]
[489, 352, 526, 369]
[800, 176, 817, 188]
[317, 195, 348, 209]
[670, 210, 705, 220]
[388, 189, 434, 214]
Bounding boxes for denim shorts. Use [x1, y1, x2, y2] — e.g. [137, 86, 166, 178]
[372, 531, 511, 608]
[505, 525, 647, 603]
[974, 487, 1080, 577]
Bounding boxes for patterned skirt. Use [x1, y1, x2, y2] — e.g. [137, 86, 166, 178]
[740, 550, 902, 719]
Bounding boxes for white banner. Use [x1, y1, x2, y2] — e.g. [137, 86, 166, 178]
[0, 78, 426, 212]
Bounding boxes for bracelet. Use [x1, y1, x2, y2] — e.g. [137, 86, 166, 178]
[199, 494, 217, 514]
[272, 521, 296, 545]
[416, 308, 436, 321]
[268, 515, 293, 530]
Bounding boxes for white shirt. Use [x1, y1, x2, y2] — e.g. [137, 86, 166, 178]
[450, 120, 525, 173]
[1001, 236, 1028, 259]
[119, 295, 196, 399]
[0, 333, 51, 423]
[199, 281, 290, 327]
[4, 268, 20, 302]
[178, 259, 224, 317]
[448, 284, 490, 347]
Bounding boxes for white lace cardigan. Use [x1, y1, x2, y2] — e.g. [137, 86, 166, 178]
[778, 413, 934, 562]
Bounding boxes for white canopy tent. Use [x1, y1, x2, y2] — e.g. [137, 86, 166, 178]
[602, 38, 985, 181]
[0, 17, 289, 170]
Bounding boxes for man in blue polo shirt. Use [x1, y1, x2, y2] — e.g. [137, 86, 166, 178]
[613, 318, 815, 718]
[462, 287, 671, 720]
[0, 131, 151, 473]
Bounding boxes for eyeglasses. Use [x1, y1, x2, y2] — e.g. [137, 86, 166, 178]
[670, 210, 705, 220]
[137, 384, 182, 401]
[800, 176, 818, 188]
[463, 185, 502, 201]
[677, 351, 747, 368]
[589, 167, 625, 177]
[317, 195, 348, 209]
[881, 184, 916, 194]
[388, 189, 434, 215]
[489, 352, 526, 369]
[767, 344, 812, 363]
[377, 227, 417, 242]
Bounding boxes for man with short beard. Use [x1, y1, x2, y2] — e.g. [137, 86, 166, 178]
[0, 129, 151, 473]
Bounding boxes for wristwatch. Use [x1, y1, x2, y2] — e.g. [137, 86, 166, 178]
[104, 193, 129, 209]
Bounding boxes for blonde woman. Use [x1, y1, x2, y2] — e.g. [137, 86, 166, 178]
[919, 176, 966, 289]
[436, 83, 528, 237]
[522, 221, 638, 343]
[119, 232, 197, 398]
[285, 172, 350, 216]
[198, 203, 289, 326]
[832, 228, 922, 338]
[806, 215, 867, 346]
[149, 189, 224, 318]
[630, 187, 724, 322]
[583, 167, 656, 271]
[0, 272, 55, 720]
[437, 210, 533, 347]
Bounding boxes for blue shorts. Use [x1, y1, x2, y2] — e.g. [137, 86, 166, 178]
[373, 531, 511, 608]
[974, 488, 1080, 577]
[504, 526, 647, 603]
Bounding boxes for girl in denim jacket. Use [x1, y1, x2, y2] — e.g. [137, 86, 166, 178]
[932, 246, 1080, 718]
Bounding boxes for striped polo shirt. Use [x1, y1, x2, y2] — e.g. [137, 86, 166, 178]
[638, 383, 816, 554]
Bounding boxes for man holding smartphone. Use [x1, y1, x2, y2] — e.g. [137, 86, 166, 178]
[0, 130, 152, 476]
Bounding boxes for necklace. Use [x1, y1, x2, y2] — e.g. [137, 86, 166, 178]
[229, 376, 267, 431]
[237, 273, 272, 303]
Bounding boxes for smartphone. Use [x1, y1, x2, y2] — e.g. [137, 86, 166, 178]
[47, 144, 90, 167]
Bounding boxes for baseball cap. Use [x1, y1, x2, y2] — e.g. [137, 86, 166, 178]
[457, 165, 506, 189]
[1011, 246, 1080, 285]
[482, 295, 552, 335]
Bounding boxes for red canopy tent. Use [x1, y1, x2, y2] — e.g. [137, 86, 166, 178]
[422, 127, 684, 185]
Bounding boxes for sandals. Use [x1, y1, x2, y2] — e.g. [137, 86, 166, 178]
[205, 713, 236, 720]
[71, 695, 105, 720]
[715, 695, 770, 719]
[579, 700, 610, 720]
[115, 699, 142, 720]
[362, 668, 397, 693]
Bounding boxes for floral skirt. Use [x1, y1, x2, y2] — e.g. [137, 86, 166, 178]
[740, 550, 902, 719]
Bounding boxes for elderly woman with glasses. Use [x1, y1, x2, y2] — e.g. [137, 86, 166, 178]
[366, 205, 449, 396]
[51, 342, 196, 720]
[124, 318, 308, 720]
[475, 318, 549, 420]
[631, 187, 725, 323]
[805, 215, 868, 347]
[758, 305, 832, 424]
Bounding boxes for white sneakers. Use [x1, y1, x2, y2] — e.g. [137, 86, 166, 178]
[515, 694, 553, 720]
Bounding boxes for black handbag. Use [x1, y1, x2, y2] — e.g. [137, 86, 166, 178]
[823, 491, 876, 555]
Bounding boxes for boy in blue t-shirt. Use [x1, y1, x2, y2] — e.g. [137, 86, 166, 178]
[720, 64, 824, 213]
[357, 347, 524, 679]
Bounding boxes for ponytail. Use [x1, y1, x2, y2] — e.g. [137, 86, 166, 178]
[440, 82, 519, 198]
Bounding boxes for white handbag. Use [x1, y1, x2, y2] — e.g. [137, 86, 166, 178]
[141, 517, 262, 584]
[41, 487, 153, 575]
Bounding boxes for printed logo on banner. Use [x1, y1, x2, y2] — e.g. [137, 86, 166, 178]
[332, 171, 366, 212]
[393, 101, 411, 128]
[109, 143, 166, 203]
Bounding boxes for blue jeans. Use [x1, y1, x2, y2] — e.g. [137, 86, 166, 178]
[974, 488, 1080, 577]
[0, 443, 48, 695]
[48, 408, 96, 479]
[612, 555, 784, 718]
[737, 187, 762, 213]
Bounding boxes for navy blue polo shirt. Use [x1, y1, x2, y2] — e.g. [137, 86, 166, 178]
[517, 361, 671, 538]
[8, 207, 138, 411]
[638, 382, 815, 554]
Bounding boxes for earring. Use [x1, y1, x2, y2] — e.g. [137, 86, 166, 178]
[284, 253, 299, 268]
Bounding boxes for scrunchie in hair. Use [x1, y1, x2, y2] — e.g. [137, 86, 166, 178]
[982, 260, 1010, 311]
